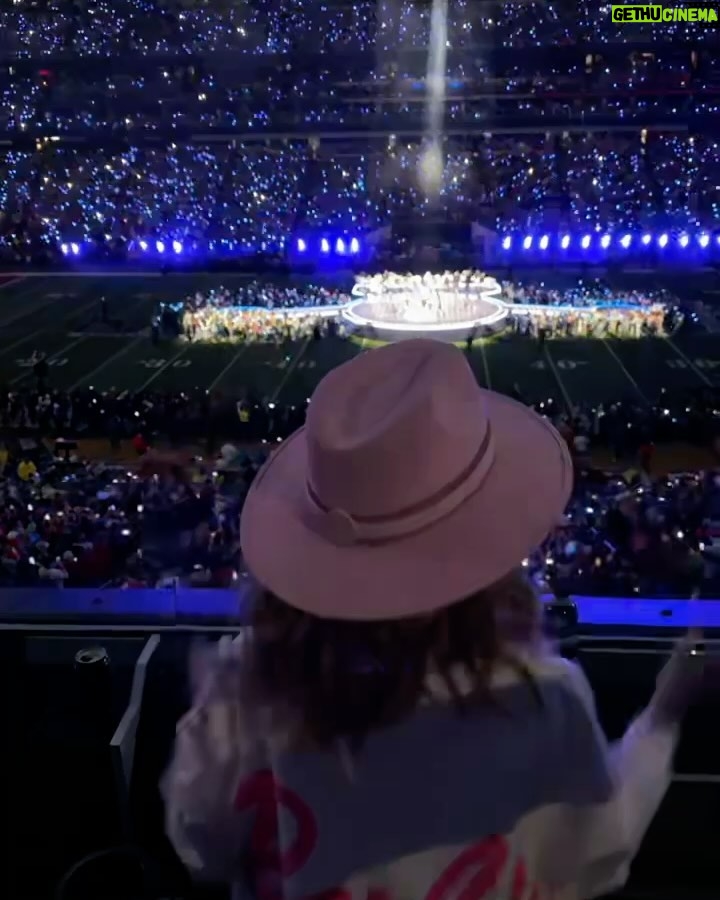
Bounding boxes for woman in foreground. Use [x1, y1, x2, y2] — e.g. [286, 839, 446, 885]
[163, 338, 702, 900]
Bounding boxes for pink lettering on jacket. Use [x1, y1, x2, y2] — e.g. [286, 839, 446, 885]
[425, 835, 509, 900]
[235, 769, 319, 898]
[511, 859, 528, 900]
[305, 890, 390, 900]
[304, 891, 352, 900]
[305, 888, 392, 900]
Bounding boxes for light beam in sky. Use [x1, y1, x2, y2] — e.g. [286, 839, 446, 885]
[418, 0, 448, 198]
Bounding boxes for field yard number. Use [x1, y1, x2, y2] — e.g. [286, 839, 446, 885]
[138, 358, 192, 369]
[531, 359, 587, 371]
[16, 357, 67, 368]
[666, 358, 720, 370]
[271, 359, 317, 371]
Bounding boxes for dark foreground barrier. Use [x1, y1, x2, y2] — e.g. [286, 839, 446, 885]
[2, 591, 720, 899]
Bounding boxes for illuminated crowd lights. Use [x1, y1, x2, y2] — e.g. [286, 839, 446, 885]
[58, 235, 363, 259]
[500, 231, 720, 255]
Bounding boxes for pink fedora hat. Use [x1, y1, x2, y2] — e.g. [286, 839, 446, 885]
[241, 339, 572, 620]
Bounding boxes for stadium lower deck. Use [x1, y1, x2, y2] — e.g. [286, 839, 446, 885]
[2, 270, 720, 407]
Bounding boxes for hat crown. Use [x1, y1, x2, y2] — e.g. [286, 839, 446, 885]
[306, 340, 490, 520]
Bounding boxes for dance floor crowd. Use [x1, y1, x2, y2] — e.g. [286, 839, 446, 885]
[174, 273, 675, 342]
[180, 282, 347, 342]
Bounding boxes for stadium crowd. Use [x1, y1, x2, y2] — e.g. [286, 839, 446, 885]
[0, 445, 260, 589]
[0, 0, 717, 601]
[530, 467, 720, 599]
[1, 0, 718, 56]
[0, 61, 709, 136]
[0, 132, 717, 262]
[2, 398, 720, 597]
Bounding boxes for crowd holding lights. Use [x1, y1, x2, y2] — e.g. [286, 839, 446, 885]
[0, 3, 718, 263]
[0, 450, 247, 589]
[1, 63, 715, 137]
[1, 1, 720, 601]
[0, 131, 717, 263]
[2, 0, 719, 57]
[4, 387, 720, 593]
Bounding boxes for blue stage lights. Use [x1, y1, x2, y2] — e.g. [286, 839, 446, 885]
[499, 230, 720, 260]
[57, 234, 363, 260]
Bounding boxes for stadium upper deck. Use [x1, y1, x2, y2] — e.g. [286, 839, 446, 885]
[0, 0, 717, 264]
[0, 0, 717, 60]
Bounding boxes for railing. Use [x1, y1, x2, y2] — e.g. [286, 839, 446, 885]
[1, 586, 719, 632]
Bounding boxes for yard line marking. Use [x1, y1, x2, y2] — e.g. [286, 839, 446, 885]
[542, 344, 573, 412]
[10, 335, 89, 386]
[478, 338, 492, 390]
[269, 336, 312, 404]
[207, 341, 251, 392]
[0, 278, 104, 332]
[68, 336, 144, 391]
[600, 338, 649, 404]
[663, 336, 713, 387]
[0, 279, 57, 327]
[0, 276, 25, 291]
[0, 290, 106, 361]
[0, 330, 46, 361]
[61, 289, 122, 331]
[0, 270, 162, 278]
[136, 343, 192, 392]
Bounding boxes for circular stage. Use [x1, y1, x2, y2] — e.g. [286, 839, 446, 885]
[342, 273, 508, 343]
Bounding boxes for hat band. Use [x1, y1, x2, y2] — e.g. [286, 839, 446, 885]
[305, 426, 495, 547]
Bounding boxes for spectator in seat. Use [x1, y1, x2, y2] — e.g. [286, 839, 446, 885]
[132, 432, 149, 456]
[163, 340, 704, 900]
[16, 457, 37, 481]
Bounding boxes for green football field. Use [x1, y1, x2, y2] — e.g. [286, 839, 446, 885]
[1, 271, 720, 408]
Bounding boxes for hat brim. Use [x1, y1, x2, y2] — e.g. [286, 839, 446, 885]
[241, 391, 573, 620]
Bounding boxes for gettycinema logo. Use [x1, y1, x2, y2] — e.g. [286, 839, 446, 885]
[611, 4, 719, 22]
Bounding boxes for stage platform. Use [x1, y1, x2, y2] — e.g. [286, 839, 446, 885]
[342, 273, 508, 343]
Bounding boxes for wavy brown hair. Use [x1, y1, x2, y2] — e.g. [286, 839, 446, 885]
[247, 570, 544, 751]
